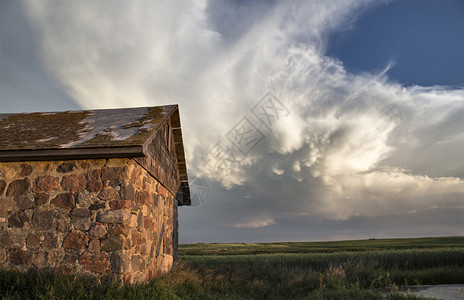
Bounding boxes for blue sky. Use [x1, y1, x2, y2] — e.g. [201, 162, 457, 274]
[327, 0, 463, 87]
[1, 0, 463, 242]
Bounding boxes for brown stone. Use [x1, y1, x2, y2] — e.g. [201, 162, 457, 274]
[89, 224, 107, 237]
[140, 191, 150, 205]
[89, 203, 106, 210]
[70, 207, 91, 218]
[34, 194, 49, 206]
[101, 166, 125, 183]
[76, 190, 98, 208]
[130, 201, 140, 213]
[0, 180, 6, 195]
[0, 248, 6, 263]
[143, 216, 155, 230]
[6, 178, 30, 196]
[61, 174, 86, 193]
[107, 223, 130, 236]
[62, 251, 79, 265]
[51, 193, 75, 209]
[32, 210, 55, 230]
[131, 231, 143, 247]
[100, 235, 126, 251]
[130, 214, 138, 228]
[56, 219, 71, 233]
[19, 164, 33, 177]
[133, 271, 147, 283]
[33, 176, 60, 194]
[142, 177, 149, 190]
[98, 187, 119, 201]
[74, 218, 92, 231]
[140, 244, 147, 256]
[8, 211, 29, 228]
[9, 250, 30, 265]
[137, 212, 143, 229]
[57, 163, 76, 173]
[153, 194, 161, 207]
[109, 200, 131, 210]
[26, 233, 41, 250]
[131, 255, 142, 272]
[31, 251, 46, 266]
[43, 232, 58, 249]
[88, 239, 101, 253]
[96, 210, 131, 224]
[79, 161, 90, 170]
[62, 231, 89, 250]
[43, 251, 58, 266]
[79, 252, 110, 274]
[0, 202, 7, 217]
[110, 251, 131, 274]
[123, 273, 132, 283]
[15, 196, 33, 210]
[145, 204, 153, 215]
[86, 169, 103, 192]
[121, 182, 135, 200]
[130, 168, 141, 186]
[158, 185, 168, 199]
[164, 238, 173, 255]
[134, 190, 142, 204]
[0, 231, 11, 247]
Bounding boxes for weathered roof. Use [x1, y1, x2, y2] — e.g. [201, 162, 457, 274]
[0, 105, 190, 205]
[0, 106, 175, 151]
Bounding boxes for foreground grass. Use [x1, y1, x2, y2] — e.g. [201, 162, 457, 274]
[2, 247, 463, 299]
[0, 265, 422, 300]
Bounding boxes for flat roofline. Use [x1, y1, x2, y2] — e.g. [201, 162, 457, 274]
[0, 146, 144, 162]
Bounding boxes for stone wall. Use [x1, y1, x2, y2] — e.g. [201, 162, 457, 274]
[0, 158, 175, 284]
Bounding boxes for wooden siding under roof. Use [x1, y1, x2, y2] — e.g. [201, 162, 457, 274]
[0, 105, 190, 205]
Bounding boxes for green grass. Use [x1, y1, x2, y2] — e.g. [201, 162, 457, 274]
[179, 236, 464, 255]
[180, 248, 464, 298]
[2, 237, 463, 299]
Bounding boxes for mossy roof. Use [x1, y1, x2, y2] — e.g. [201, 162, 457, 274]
[0, 105, 176, 150]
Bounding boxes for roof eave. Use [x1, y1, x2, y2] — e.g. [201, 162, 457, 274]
[0, 146, 145, 162]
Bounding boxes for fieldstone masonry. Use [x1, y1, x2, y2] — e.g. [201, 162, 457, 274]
[0, 158, 176, 283]
[0, 105, 190, 284]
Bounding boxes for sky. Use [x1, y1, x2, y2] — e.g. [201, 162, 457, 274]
[0, 0, 463, 243]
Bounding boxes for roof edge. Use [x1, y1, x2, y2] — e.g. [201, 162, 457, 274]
[140, 105, 191, 206]
[0, 146, 144, 162]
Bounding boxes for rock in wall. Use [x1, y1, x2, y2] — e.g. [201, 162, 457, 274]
[0, 158, 175, 284]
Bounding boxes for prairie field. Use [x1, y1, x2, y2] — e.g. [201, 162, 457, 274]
[1, 236, 463, 299]
[179, 236, 464, 255]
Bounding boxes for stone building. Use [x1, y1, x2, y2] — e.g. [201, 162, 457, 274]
[0, 105, 190, 283]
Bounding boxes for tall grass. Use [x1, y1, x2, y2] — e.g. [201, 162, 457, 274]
[179, 248, 464, 298]
[183, 248, 464, 274]
[2, 248, 462, 299]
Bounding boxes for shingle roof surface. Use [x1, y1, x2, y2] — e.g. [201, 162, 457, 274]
[0, 105, 176, 150]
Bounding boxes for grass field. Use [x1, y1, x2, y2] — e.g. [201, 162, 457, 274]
[1, 236, 463, 299]
[179, 236, 464, 255]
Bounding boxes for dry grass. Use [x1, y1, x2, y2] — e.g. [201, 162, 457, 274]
[2, 244, 463, 299]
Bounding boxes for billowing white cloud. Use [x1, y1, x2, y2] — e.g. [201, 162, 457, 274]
[23, 0, 464, 241]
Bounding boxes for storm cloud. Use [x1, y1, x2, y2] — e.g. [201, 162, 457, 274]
[6, 0, 463, 242]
